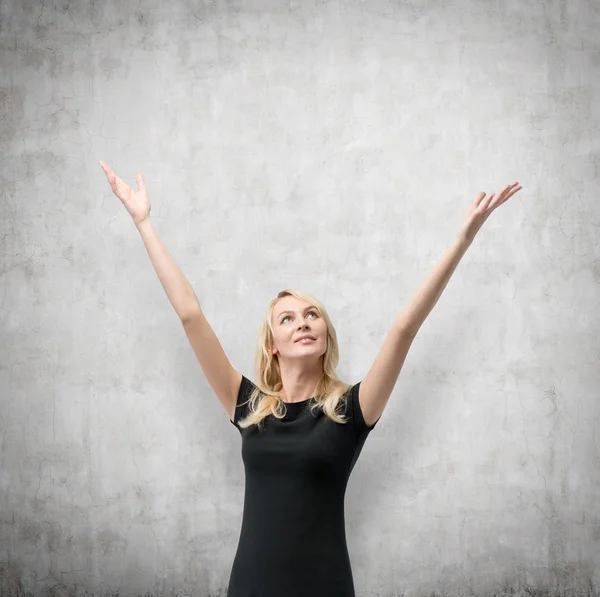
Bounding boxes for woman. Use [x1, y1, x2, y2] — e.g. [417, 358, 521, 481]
[99, 160, 522, 596]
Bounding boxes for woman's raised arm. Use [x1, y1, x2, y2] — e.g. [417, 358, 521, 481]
[99, 161, 241, 420]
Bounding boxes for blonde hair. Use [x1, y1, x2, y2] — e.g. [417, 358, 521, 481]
[237, 289, 352, 430]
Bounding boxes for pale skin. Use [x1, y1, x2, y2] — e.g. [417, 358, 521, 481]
[98, 159, 329, 404]
[98, 159, 523, 425]
[358, 181, 524, 427]
[271, 182, 524, 418]
[270, 296, 329, 404]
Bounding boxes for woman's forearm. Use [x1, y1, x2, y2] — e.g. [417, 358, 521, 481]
[136, 218, 201, 321]
[394, 235, 472, 337]
[395, 181, 524, 336]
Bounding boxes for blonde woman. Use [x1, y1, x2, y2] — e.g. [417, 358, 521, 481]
[99, 161, 522, 597]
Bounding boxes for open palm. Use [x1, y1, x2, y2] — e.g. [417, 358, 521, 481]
[99, 161, 151, 225]
[458, 181, 523, 244]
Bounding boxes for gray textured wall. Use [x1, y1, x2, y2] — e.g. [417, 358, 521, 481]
[1, 0, 599, 596]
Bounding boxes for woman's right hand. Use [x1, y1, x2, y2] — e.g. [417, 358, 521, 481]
[99, 161, 151, 226]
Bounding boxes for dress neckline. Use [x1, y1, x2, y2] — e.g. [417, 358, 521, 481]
[281, 397, 313, 406]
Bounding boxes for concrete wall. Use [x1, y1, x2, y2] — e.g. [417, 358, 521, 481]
[1, 0, 599, 595]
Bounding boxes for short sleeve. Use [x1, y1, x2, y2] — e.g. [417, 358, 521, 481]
[229, 374, 256, 431]
[348, 381, 381, 435]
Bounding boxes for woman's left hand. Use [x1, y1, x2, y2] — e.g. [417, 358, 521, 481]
[458, 181, 523, 244]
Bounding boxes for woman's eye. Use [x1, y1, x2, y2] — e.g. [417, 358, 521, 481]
[282, 312, 317, 323]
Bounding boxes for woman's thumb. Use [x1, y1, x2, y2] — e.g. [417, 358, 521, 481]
[136, 172, 145, 191]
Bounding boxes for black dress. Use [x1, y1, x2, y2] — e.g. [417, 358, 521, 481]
[227, 374, 380, 597]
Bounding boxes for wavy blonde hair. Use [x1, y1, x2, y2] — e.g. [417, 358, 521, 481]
[237, 289, 352, 430]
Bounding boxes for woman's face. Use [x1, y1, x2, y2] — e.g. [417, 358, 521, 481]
[270, 297, 327, 359]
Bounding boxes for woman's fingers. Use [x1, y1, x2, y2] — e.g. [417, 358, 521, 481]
[99, 161, 117, 186]
[477, 181, 520, 207]
[99, 161, 121, 187]
[488, 182, 522, 211]
[99, 160, 131, 200]
[99, 160, 112, 178]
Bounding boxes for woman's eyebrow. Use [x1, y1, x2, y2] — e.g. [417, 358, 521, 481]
[278, 306, 316, 318]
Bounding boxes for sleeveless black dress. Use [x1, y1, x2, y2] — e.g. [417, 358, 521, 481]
[227, 374, 380, 597]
